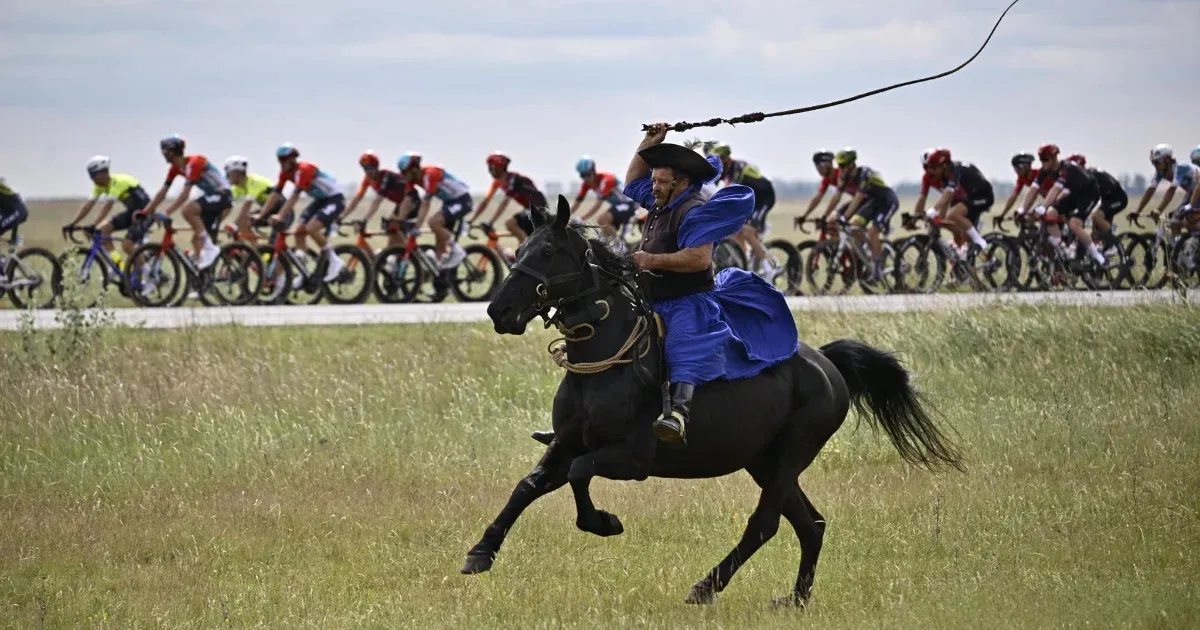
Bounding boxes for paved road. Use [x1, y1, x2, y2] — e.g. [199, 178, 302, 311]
[1, 290, 1193, 330]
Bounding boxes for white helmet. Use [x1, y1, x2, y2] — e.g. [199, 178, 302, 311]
[920, 148, 935, 167]
[1190, 145, 1200, 166]
[86, 155, 110, 174]
[1150, 144, 1173, 163]
[224, 156, 249, 173]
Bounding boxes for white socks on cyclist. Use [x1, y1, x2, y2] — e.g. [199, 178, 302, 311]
[1087, 243, 1106, 265]
[966, 227, 988, 250]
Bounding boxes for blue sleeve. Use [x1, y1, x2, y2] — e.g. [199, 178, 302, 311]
[678, 184, 756, 249]
[624, 177, 655, 209]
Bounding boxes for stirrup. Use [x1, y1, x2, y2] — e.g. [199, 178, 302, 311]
[652, 410, 687, 443]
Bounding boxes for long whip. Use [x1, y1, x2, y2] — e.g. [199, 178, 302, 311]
[642, 0, 1023, 133]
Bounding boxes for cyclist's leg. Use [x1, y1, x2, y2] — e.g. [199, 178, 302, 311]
[507, 210, 531, 244]
[180, 199, 209, 254]
[597, 207, 618, 239]
[101, 209, 131, 255]
[945, 202, 970, 241]
[0, 196, 29, 240]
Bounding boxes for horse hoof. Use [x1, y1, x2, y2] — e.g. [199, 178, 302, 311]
[684, 582, 717, 605]
[460, 553, 494, 575]
[597, 510, 624, 536]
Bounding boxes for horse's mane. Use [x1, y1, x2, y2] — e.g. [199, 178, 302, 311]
[569, 225, 636, 277]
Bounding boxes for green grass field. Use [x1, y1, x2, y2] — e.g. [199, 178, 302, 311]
[2, 305, 1198, 628]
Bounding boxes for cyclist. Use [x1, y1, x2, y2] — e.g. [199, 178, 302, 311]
[0, 176, 28, 240]
[797, 149, 840, 223]
[827, 150, 900, 280]
[259, 143, 347, 282]
[923, 148, 994, 258]
[1031, 144, 1105, 267]
[709, 143, 778, 278]
[1192, 145, 1200, 168]
[65, 156, 153, 265]
[1066, 154, 1127, 247]
[996, 152, 1047, 223]
[471, 151, 547, 245]
[571, 156, 638, 244]
[141, 135, 231, 270]
[345, 151, 420, 249]
[1133, 144, 1200, 234]
[398, 151, 471, 292]
[224, 156, 283, 242]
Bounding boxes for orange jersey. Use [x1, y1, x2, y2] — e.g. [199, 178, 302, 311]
[165, 155, 229, 195]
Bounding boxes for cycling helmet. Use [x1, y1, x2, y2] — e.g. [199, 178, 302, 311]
[1037, 143, 1059, 160]
[1065, 154, 1087, 167]
[85, 155, 111, 174]
[223, 156, 248, 173]
[486, 151, 510, 169]
[159, 134, 186, 154]
[397, 151, 422, 171]
[708, 143, 732, 158]
[927, 148, 952, 167]
[834, 148, 857, 167]
[1011, 152, 1035, 168]
[921, 148, 936, 167]
[575, 156, 596, 176]
[812, 149, 834, 165]
[1150, 143, 1173, 162]
[1191, 145, 1200, 166]
[275, 143, 299, 160]
[359, 151, 380, 169]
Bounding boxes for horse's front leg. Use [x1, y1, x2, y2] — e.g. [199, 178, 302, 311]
[461, 441, 574, 574]
[568, 431, 656, 537]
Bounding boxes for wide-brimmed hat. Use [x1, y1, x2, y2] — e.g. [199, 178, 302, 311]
[638, 142, 718, 183]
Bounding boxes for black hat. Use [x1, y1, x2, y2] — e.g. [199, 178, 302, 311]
[638, 143, 717, 183]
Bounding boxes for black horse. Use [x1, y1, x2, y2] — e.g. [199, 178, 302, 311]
[464, 196, 964, 606]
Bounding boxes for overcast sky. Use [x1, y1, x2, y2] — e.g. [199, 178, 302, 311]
[3, 0, 1199, 197]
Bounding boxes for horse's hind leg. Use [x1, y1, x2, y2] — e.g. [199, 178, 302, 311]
[772, 484, 826, 608]
[461, 442, 573, 574]
[684, 463, 786, 605]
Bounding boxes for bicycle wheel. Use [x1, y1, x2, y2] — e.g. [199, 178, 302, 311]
[764, 238, 802, 296]
[1119, 233, 1150, 289]
[976, 237, 1018, 292]
[805, 240, 857, 296]
[1172, 233, 1200, 289]
[893, 235, 944, 294]
[126, 243, 184, 307]
[208, 242, 264, 305]
[1141, 237, 1172, 290]
[792, 241, 817, 295]
[372, 246, 424, 304]
[255, 245, 293, 305]
[449, 243, 504, 302]
[855, 241, 899, 295]
[323, 244, 373, 304]
[6, 247, 62, 309]
[714, 238, 746, 272]
[417, 244, 449, 303]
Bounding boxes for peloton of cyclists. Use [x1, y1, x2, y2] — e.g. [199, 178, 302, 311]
[1021, 144, 1106, 268]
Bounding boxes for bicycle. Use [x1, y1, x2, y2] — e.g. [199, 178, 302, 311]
[803, 216, 898, 295]
[253, 221, 372, 305]
[374, 220, 503, 303]
[125, 215, 263, 307]
[1, 226, 61, 309]
[893, 213, 1011, 294]
[60, 224, 140, 307]
[1013, 212, 1125, 292]
[1127, 211, 1190, 290]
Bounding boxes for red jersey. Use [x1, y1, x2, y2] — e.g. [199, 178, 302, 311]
[165, 155, 229, 196]
[1014, 168, 1040, 194]
[817, 168, 841, 195]
[277, 161, 341, 199]
[486, 171, 546, 208]
[577, 172, 622, 202]
[357, 169, 412, 204]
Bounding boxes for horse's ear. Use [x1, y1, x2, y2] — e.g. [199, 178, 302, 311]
[552, 195, 571, 232]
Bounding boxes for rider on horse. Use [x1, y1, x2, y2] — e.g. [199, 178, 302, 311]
[533, 123, 800, 443]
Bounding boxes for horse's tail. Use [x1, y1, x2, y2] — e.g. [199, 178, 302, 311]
[820, 339, 965, 473]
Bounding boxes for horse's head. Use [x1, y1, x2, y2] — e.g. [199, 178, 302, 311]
[487, 195, 601, 335]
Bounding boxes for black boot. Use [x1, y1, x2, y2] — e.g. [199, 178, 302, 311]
[530, 430, 555, 446]
[652, 382, 693, 443]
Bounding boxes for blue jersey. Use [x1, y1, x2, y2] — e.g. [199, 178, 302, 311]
[1152, 163, 1198, 196]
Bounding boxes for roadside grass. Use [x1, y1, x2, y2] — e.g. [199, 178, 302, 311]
[1, 305, 1198, 628]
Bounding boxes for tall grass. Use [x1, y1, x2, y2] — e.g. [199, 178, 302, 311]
[2, 305, 1198, 628]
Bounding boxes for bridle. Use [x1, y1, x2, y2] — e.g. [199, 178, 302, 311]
[507, 228, 658, 374]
